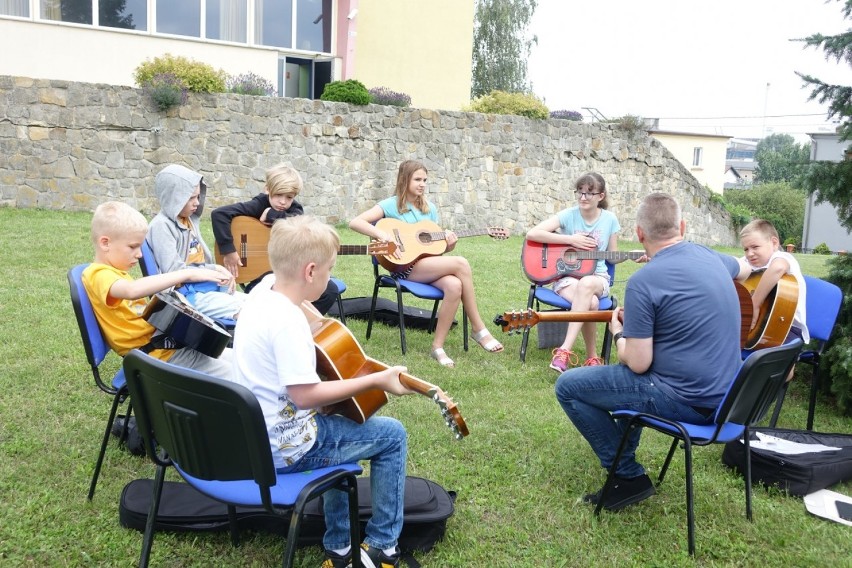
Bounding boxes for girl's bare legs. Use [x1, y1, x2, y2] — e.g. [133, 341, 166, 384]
[408, 255, 495, 352]
[556, 276, 604, 358]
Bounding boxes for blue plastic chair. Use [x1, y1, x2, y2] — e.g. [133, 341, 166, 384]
[122, 350, 363, 568]
[519, 262, 618, 363]
[67, 264, 130, 500]
[366, 255, 468, 355]
[595, 340, 802, 556]
[139, 239, 237, 332]
[767, 275, 843, 430]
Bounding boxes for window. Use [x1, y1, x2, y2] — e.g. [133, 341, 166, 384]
[157, 0, 200, 38]
[206, 0, 246, 43]
[295, 0, 331, 52]
[692, 147, 703, 167]
[40, 0, 91, 24]
[101, 0, 146, 31]
[256, 0, 293, 48]
[0, 0, 29, 17]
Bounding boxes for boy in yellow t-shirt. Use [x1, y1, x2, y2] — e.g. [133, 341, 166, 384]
[82, 201, 233, 379]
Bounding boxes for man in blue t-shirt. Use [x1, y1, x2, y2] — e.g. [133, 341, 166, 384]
[555, 192, 750, 511]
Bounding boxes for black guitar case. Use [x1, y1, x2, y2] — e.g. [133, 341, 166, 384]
[119, 475, 455, 554]
[722, 428, 852, 496]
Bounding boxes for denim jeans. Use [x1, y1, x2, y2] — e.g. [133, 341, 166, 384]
[280, 413, 407, 551]
[555, 364, 713, 478]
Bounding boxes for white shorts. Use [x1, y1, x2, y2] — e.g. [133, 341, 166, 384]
[552, 273, 611, 299]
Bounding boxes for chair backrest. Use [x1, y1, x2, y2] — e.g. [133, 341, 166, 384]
[122, 350, 277, 493]
[68, 264, 119, 393]
[139, 240, 159, 277]
[803, 275, 842, 344]
[716, 340, 803, 427]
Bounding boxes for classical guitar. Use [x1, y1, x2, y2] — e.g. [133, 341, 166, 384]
[375, 218, 509, 272]
[142, 290, 232, 358]
[497, 281, 758, 350]
[740, 272, 799, 350]
[214, 216, 396, 284]
[302, 304, 468, 439]
[521, 239, 644, 284]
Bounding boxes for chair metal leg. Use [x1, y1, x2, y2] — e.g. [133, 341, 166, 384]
[227, 505, 240, 546]
[88, 387, 126, 500]
[519, 285, 537, 362]
[767, 382, 790, 428]
[682, 437, 696, 556]
[463, 310, 469, 351]
[395, 287, 407, 355]
[346, 475, 362, 568]
[139, 464, 167, 568]
[657, 438, 679, 486]
[366, 281, 381, 340]
[428, 300, 439, 333]
[807, 363, 820, 431]
[743, 426, 754, 521]
[337, 295, 347, 326]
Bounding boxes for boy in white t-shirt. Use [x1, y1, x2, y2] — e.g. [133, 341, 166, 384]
[738, 218, 808, 346]
[231, 214, 413, 568]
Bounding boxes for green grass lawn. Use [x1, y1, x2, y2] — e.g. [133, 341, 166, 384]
[1, 207, 850, 567]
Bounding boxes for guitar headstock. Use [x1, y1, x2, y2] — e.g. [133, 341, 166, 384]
[493, 309, 540, 334]
[487, 227, 510, 240]
[426, 388, 469, 440]
[367, 240, 397, 256]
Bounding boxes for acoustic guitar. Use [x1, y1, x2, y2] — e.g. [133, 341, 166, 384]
[496, 281, 760, 350]
[740, 272, 799, 350]
[214, 216, 396, 284]
[521, 239, 644, 284]
[303, 304, 468, 440]
[142, 290, 232, 358]
[375, 218, 509, 273]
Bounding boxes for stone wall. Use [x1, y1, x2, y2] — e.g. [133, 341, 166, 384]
[0, 75, 737, 246]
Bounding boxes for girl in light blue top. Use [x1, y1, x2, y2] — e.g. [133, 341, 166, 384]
[526, 173, 639, 373]
[349, 159, 503, 368]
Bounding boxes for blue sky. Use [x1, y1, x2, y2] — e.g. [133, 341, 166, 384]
[527, 0, 848, 141]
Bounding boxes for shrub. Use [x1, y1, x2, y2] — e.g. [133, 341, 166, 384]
[134, 53, 227, 93]
[369, 87, 411, 107]
[722, 182, 806, 244]
[465, 90, 549, 120]
[227, 72, 276, 97]
[320, 79, 371, 105]
[605, 114, 646, 136]
[143, 73, 188, 111]
[813, 242, 832, 255]
[550, 109, 583, 121]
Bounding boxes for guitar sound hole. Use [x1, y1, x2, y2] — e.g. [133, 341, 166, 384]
[418, 233, 432, 244]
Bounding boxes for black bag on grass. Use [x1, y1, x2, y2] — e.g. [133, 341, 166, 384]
[722, 427, 852, 496]
[119, 475, 455, 554]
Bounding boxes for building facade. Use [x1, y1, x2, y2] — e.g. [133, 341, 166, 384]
[802, 132, 852, 253]
[0, 0, 474, 111]
[648, 129, 730, 193]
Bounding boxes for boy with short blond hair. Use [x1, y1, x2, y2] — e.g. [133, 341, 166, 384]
[211, 164, 340, 311]
[232, 215, 411, 568]
[83, 201, 233, 379]
[738, 218, 808, 345]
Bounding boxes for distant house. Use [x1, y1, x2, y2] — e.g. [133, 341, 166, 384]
[648, 128, 731, 193]
[0, 0, 475, 111]
[801, 132, 852, 252]
[724, 159, 756, 189]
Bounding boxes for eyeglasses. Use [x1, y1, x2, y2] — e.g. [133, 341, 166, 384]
[575, 191, 602, 199]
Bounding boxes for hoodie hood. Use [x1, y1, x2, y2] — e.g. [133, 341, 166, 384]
[154, 164, 207, 222]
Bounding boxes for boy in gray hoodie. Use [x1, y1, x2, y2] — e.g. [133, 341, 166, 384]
[147, 164, 245, 320]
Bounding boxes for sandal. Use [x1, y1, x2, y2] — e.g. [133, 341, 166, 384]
[471, 328, 504, 353]
[430, 347, 455, 368]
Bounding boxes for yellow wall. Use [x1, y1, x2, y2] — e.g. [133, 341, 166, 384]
[354, 0, 475, 111]
[650, 132, 731, 193]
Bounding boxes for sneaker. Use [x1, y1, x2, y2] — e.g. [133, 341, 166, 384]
[583, 474, 656, 511]
[550, 348, 579, 372]
[359, 543, 400, 568]
[583, 356, 604, 367]
[321, 549, 351, 568]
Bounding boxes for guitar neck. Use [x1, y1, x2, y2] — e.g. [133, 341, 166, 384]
[568, 250, 644, 261]
[535, 310, 615, 323]
[398, 372, 441, 397]
[430, 227, 494, 242]
[338, 244, 372, 255]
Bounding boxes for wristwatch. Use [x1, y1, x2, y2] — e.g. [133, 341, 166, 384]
[613, 331, 624, 343]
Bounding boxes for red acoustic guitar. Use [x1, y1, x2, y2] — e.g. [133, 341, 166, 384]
[214, 216, 395, 284]
[303, 304, 469, 440]
[521, 239, 644, 284]
[376, 218, 509, 273]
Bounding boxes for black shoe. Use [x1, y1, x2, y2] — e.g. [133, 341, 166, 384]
[321, 549, 351, 568]
[359, 543, 400, 568]
[585, 474, 656, 511]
